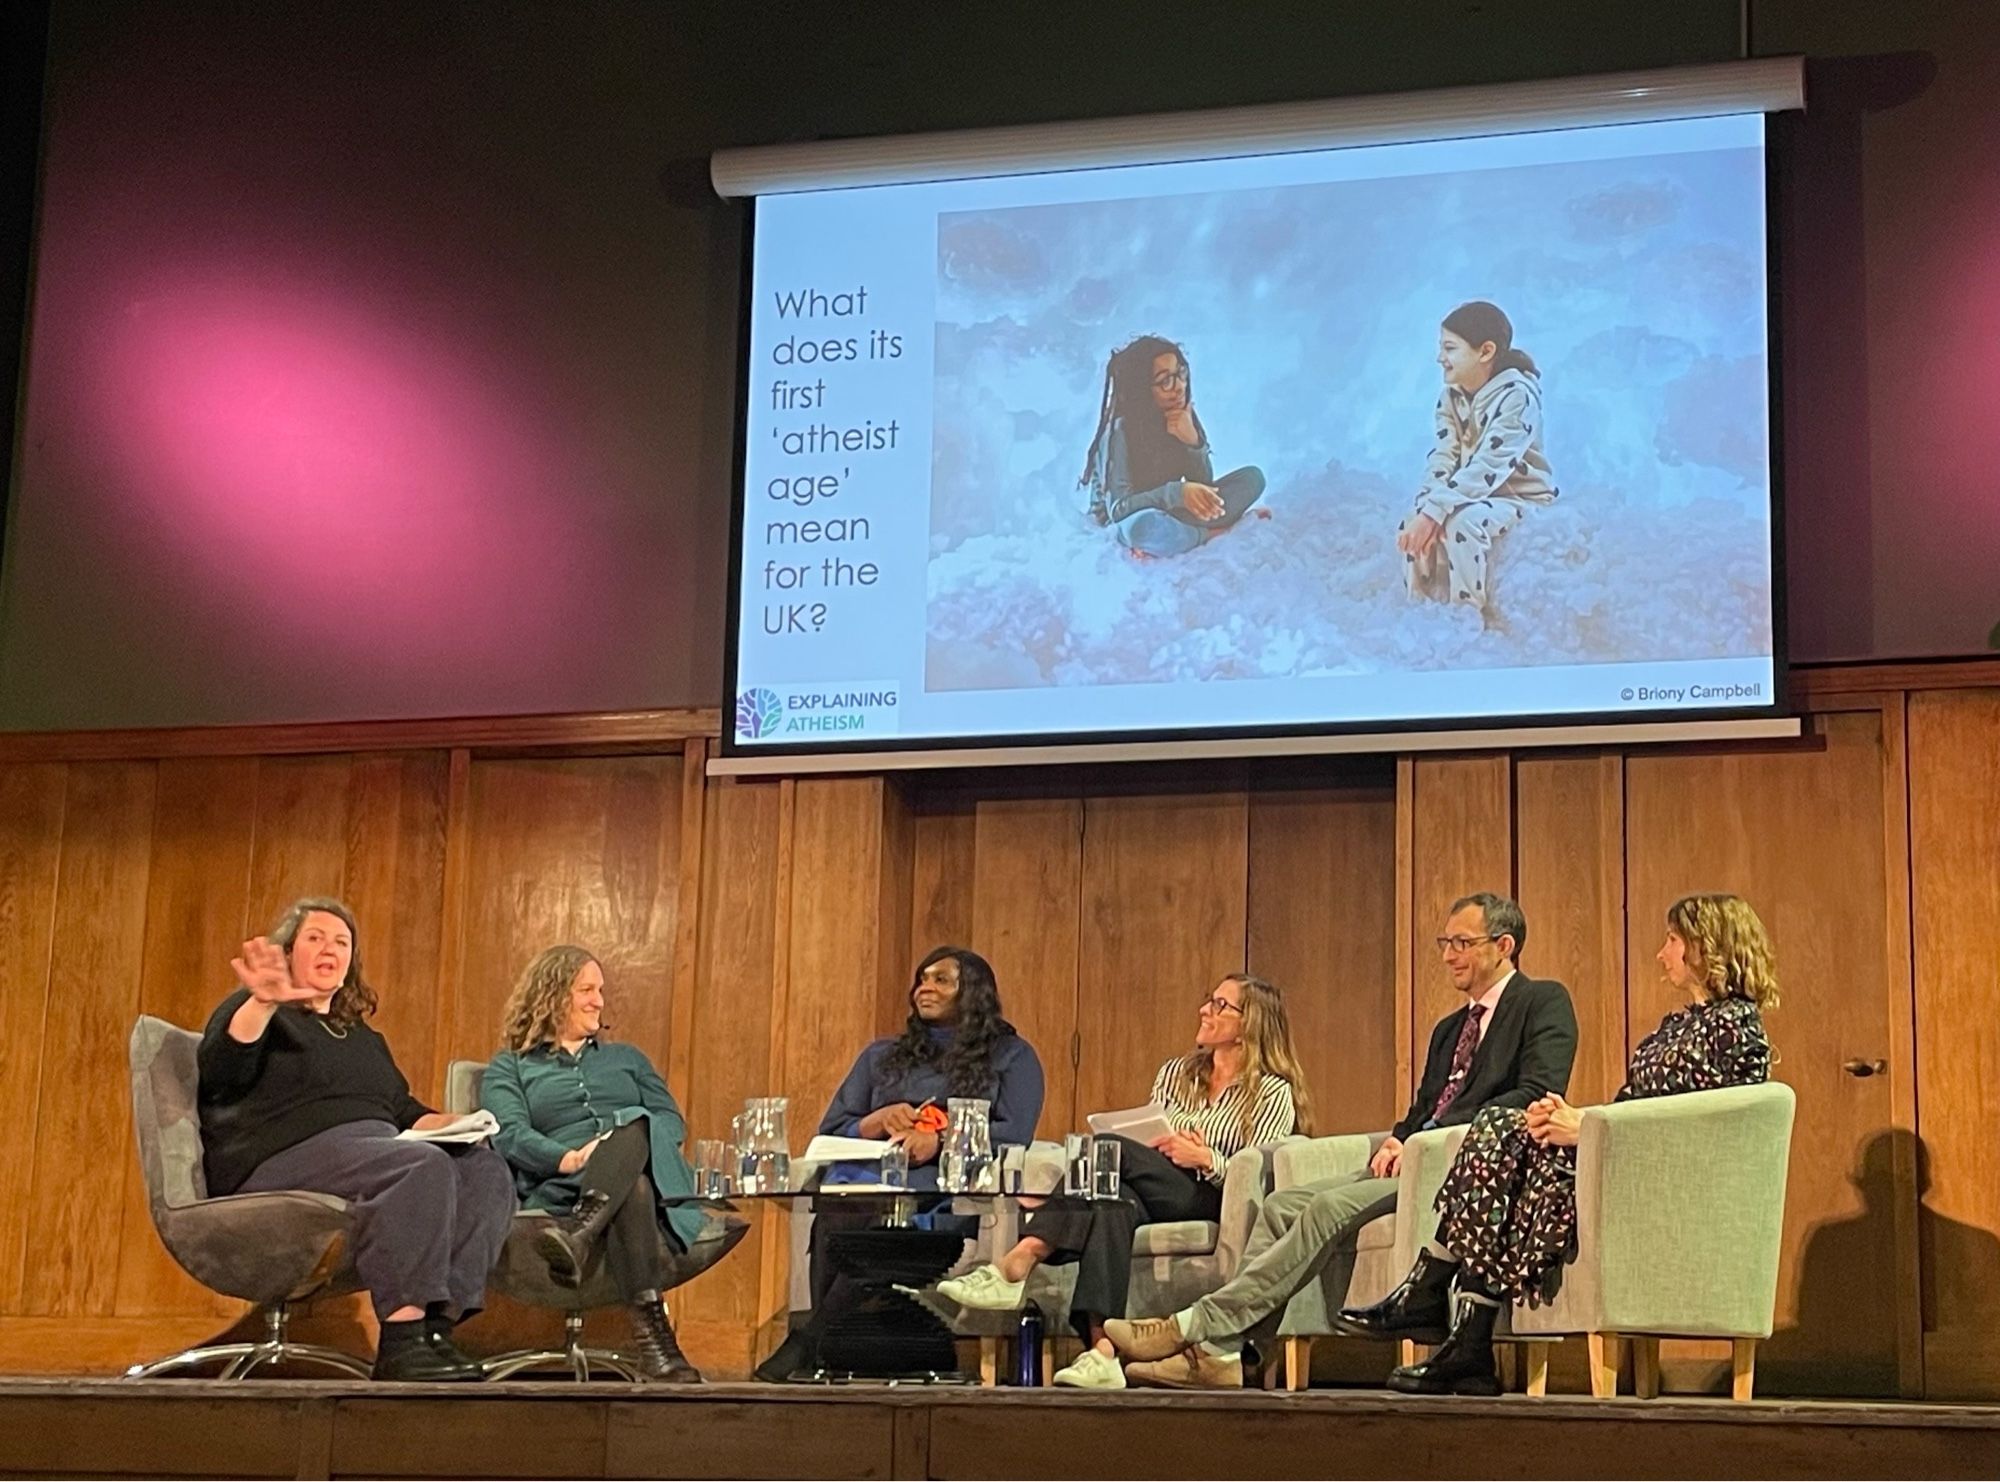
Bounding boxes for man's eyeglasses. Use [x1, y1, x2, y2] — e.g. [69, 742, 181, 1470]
[1151, 366, 1190, 391]
[1435, 934, 1497, 954]
[1198, 995, 1243, 1016]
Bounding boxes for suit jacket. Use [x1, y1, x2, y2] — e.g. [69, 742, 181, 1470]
[1392, 972, 1579, 1143]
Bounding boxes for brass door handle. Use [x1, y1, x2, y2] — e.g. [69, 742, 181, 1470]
[1842, 1058, 1888, 1078]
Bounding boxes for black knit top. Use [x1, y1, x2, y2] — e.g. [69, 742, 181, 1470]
[197, 987, 431, 1195]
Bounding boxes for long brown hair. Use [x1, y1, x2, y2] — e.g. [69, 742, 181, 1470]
[1174, 974, 1316, 1141]
[270, 896, 376, 1031]
[500, 944, 604, 1053]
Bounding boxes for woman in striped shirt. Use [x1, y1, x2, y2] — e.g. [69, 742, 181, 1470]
[938, 974, 1313, 1388]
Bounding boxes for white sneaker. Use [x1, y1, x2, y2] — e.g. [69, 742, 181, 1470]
[935, 1264, 1026, 1311]
[1052, 1347, 1127, 1389]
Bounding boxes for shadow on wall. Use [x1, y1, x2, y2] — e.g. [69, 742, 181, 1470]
[1773, 1127, 2000, 1398]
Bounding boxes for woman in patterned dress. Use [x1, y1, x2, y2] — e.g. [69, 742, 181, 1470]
[936, 974, 1313, 1389]
[1342, 892, 1778, 1396]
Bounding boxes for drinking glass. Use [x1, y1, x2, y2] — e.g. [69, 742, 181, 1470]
[693, 1138, 726, 1196]
[879, 1142, 910, 1189]
[1064, 1133, 1095, 1197]
[1091, 1135, 1122, 1201]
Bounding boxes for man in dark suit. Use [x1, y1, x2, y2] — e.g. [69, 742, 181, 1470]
[1103, 891, 1577, 1388]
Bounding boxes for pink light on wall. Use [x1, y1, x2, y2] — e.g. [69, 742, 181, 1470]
[78, 264, 589, 683]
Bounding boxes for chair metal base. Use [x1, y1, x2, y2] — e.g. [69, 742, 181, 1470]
[124, 1304, 373, 1380]
[482, 1312, 647, 1382]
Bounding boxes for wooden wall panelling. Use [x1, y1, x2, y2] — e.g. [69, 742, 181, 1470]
[907, 790, 977, 972]
[339, 753, 451, 1095]
[444, 755, 684, 1079]
[0, 765, 67, 1311]
[674, 777, 784, 1374]
[1908, 688, 2000, 1398]
[1513, 754, 1627, 1105]
[782, 778, 907, 1136]
[1625, 706, 1916, 1397]
[1073, 785, 1249, 1125]
[110, 758, 262, 1319]
[1405, 755, 1514, 1079]
[970, 795, 1083, 1140]
[1246, 780, 1399, 1136]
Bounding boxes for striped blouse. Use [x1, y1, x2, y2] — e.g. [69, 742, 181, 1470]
[1150, 1055, 1301, 1186]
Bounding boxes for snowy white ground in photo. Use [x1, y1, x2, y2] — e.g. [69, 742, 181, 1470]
[924, 464, 1770, 690]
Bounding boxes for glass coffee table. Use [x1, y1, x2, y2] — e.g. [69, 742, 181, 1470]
[663, 1185, 1020, 1384]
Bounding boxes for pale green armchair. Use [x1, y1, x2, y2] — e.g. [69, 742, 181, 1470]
[1511, 1081, 1796, 1401]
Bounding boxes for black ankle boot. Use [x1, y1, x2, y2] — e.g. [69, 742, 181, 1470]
[1385, 1275, 1503, 1396]
[372, 1318, 485, 1382]
[536, 1190, 616, 1284]
[1336, 1249, 1458, 1343]
[419, 1306, 487, 1381]
[628, 1291, 702, 1383]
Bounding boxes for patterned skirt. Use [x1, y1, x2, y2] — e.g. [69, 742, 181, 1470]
[1433, 1105, 1579, 1305]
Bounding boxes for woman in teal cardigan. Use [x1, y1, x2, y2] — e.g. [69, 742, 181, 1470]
[481, 945, 744, 1382]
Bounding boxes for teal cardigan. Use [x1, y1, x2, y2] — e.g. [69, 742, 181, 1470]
[480, 1038, 704, 1249]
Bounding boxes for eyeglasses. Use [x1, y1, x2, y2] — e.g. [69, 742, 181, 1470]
[1435, 934, 1497, 954]
[1150, 366, 1189, 391]
[917, 967, 959, 987]
[1198, 995, 1243, 1017]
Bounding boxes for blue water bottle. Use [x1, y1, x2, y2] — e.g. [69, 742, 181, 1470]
[1015, 1301, 1045, 1387]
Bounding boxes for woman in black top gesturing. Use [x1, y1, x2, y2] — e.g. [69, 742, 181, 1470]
[198, 896, 516, 1382]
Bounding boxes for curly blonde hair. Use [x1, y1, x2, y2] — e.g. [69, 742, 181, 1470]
[1666, 894, 1780, 1009]
[500, 944, 603, 1053]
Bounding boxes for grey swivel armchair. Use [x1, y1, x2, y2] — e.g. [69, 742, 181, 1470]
[446, 1059, 746, 1381]
[125, 1016, 372, 1379]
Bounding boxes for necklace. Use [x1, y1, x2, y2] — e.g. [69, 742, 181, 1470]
[316, 1016, 348, 1040]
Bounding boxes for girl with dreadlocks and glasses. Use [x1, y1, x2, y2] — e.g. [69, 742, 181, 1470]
[754, 946, 1045, 1381]
[1079, 335, 1267, 558]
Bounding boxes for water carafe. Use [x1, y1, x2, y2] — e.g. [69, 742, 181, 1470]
[735, 1096, 791, 1193]
[940, 1097, 996, 1192]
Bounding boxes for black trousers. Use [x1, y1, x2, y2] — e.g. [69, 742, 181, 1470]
[576, 1119, 681, 1299]
[1022, 1136, 1221, 1340]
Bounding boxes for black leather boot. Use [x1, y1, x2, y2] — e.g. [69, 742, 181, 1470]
[419, 1307, 487, 1381]
[628, 1291, 702, 1383]
[1385, 1274, 1503, 1396]
[371, 1319, 485, 1382]
[1335, 1249, 1457, 1343]
[536, 1190, 616, 1284]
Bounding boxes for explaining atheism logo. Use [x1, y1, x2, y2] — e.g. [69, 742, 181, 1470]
[735, 687, 784, 740]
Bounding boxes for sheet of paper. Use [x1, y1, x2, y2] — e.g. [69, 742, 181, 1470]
[801, 1134, 895, 1163]
[1085, 1103, 1176, 1145]
[396, 1109, 499, 1144]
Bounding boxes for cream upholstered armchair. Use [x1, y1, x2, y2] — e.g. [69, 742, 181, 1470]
[1510, 1081, 1796, 1401]
[938, 1139, 1292, 1384]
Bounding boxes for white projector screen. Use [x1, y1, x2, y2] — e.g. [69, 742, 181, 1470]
[721, 66, 1795, 765]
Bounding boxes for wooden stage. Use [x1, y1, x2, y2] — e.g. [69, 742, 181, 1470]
[2, 1377, 1998, 1479]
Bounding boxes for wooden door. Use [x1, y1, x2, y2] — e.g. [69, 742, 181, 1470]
[1625, 704, 1918, 1396]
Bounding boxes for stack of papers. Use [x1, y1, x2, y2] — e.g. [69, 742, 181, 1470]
[396, 1109, 499, 1145]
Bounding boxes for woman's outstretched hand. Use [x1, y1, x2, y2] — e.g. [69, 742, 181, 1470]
[230, 937, 317, 1005]
[1181, 481, 1225, 521]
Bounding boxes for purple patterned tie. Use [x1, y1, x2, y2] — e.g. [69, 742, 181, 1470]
[1429, 1002, 1489, 1122]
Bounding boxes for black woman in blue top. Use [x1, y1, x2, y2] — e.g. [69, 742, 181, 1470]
[755, 945, 1044, 1380]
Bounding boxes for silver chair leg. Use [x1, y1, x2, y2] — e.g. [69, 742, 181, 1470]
[482, 1311, 647, 1383]
[124, 1303, 372, 1381]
